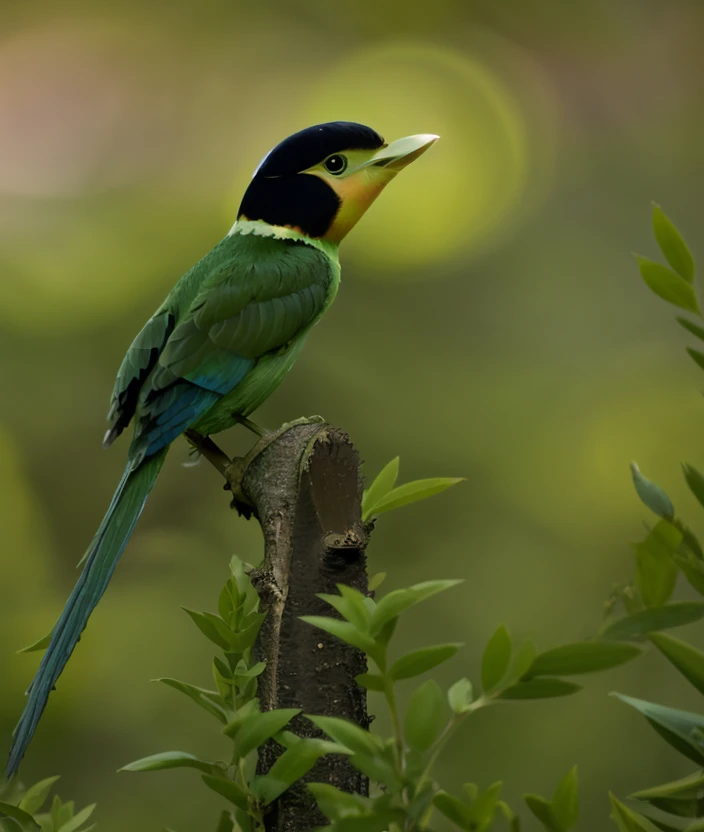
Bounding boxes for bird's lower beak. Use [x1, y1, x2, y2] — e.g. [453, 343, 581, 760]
[366, 133, 440, 172]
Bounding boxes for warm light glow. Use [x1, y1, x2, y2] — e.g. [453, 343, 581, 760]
[302, 42, 533, 272]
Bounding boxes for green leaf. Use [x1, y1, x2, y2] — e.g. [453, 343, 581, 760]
[633, 520, 681, 608]
[433, 791, 472, 829]
[448, 678, 473, 714]
[368, 572, 387, 592]
[631, 770, 704, 804]
[317, 585, 370, 632]
[404, 680, 447, 751]
[307, 783, 367, 820]
[505, 640, 537, 686]
[481, 625, 512, 692]
[50, 794, 71, 830]
[355, 673, 385, 692]
[390, 643, 461, 681]
[234, 661, 266, 681]
[18, 777, 60, 815]
[299, 616, 377, 653]
[636, 256, 701, 314]
[469, 782, 503, 828]
[611, 693, 704, 766]
[307, 715, 384, 757]
[252, 740, 334, 804]
[500, 679, 581, 700]
[652, 204, 695, 283]
[155, 678, 228, 723]
[610, 792, 663, 831]
[347, 752, 402, 791]
[688, 348, 704, 373]
[649, 632, 704, 696]
[182, 609, 232, 650]
[678, 317, 704, 341]
[218, 581, 236, 625]
[674, 556, 704, 597]
[233, 708, 301, 759]
[683, 464, 704, 511]
[201, 775, 250, 811]
[56, 803, 96, 832]
[498, 800, 522, 832]
[362, 457, 400, 521]
[223, 698, 260, 739]
[368, 477, 465, 517]
[528, 642, 641, 677]
[0, 803, 40, 831]
[230, 613, 266, 652]
[17, 631, 52, 655]
[215, 810, 235, 832]
[631, 464, 675, 520]
[523, 795, 561, 831]
[551, 766, 578, 830]
[631, 771, 704, 832]
[370, 580, 463, 635]
[119, 750, 214, 774]
[602, 603, 704, 641]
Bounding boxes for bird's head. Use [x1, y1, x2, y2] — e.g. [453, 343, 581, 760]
[237, 122, 438, 242]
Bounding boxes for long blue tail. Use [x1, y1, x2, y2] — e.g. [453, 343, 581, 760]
[7, 449, 168, 778]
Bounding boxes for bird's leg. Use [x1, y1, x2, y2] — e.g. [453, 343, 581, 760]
[183, 430, 231, 477]
[184, 429, 255, 519]
[184, 418, 327, 520]
[234, 414, 269, 437]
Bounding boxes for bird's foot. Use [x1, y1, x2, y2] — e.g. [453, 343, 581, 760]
[243, 415, 327, 462]
[182, 441, 202, 468]
[222, 416, 328, 513]
[222, 456, 255, 518]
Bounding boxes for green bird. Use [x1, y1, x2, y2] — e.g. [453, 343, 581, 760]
[7, 122, 437, 776]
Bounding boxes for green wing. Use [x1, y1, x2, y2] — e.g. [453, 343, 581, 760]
[104, 309, 175, 447]
[130, 235, 333, 459]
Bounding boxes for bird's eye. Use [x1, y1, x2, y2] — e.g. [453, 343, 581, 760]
[324, 154, 348, 175]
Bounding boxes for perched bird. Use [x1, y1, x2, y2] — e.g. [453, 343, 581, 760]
[7, 122, 438, 776]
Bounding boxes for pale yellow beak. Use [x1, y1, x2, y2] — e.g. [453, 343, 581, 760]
[365, 133, 440, 172]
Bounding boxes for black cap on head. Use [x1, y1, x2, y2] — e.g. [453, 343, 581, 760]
[255, 121, 385, 178]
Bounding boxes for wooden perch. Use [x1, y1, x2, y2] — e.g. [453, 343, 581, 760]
[187, 420, 370, 831]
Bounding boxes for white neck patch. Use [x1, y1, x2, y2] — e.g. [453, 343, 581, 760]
[229, 218, 339, 261]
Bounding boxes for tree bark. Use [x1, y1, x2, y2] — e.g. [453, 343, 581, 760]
[195, 421, 371, 831]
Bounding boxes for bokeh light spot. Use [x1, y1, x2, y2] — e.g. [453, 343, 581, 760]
[303, 42, 530, 272]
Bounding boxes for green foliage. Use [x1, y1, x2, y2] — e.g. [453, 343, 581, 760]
[16, 632, 52, 655]
[630, 463, 675, 521]
[636, 256, 700, 314]
[481, 624, 512, 692]
[121, 556, 350, 831]
[607, 208, 704, 831]
[609, 793, 662, 832]
[0, 777, 95, 832]
[300, 563, 648, 831]
[362, 458, 464, 522]
[29, 207, 704, 829]
[651, 203, 695, 283]
[648, 633, 704, 696]
[601, 601, 704, 641]
[526, 643, 641, 676]
[524, 767, 579, 831]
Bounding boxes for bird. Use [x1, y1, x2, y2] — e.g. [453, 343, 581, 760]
[6, 121, 438, 777]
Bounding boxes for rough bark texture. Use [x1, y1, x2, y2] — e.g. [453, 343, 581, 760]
[231, 422, 370, 832]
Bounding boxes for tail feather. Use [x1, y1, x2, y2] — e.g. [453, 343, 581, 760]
[6, 449, 167, 778]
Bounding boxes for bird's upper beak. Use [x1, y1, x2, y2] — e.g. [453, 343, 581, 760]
[365, 133, 440, 172]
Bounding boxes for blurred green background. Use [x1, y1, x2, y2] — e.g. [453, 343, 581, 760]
[2, 0, 704, 828]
